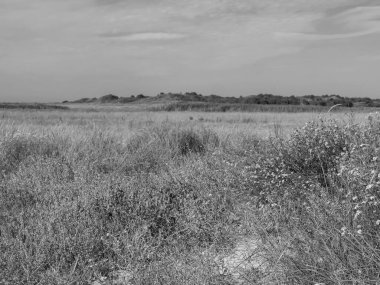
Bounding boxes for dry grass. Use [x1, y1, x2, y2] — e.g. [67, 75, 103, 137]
[0, 108, 378, 284]
[0, 108, 370, 139]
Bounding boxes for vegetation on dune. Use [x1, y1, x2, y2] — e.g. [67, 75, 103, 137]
[0, 110, 379, 284]
[63, 92, 380, 109]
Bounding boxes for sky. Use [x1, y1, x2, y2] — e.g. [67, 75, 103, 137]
[1, 0, 380, 102]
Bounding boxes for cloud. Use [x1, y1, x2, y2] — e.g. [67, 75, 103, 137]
[93, 0, 125, 5]
[324, 0, 379, 16]
[99, 31, 187, 41]
[277, 5, 380, 40]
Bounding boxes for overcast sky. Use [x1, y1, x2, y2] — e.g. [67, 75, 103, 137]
[1, 0, 380, 102]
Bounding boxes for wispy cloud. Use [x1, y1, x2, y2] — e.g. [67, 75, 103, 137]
[277, 5, 380, 40]
[93, 0, 125, 6]
[99, 31, 187, 41]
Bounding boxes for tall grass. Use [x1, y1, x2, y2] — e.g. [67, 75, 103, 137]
[0, 122, 233, 284]
[0, 103, 68, 110]
[0, 109, 379, 284]
[150, 102, 330, 113]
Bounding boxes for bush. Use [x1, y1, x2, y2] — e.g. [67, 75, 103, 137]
[125, 123, 219, 163]
[338, 112, 380, 237]
[250, 113, 380, 284]
[274, 119, 353, 177]
[177, 130, 205, 155]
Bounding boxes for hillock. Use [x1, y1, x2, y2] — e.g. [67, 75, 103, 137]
[66, 94, 149, 104]
[63, 92, 380, 108]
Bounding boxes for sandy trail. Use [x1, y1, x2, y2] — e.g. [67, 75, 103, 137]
[216, 236, 267, 284]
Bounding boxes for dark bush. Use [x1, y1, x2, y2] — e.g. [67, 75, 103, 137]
[177, 130, 206, 155]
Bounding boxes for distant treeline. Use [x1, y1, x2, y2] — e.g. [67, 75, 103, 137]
[154, 93, 380, 107]
[0, 103, 69, 110]
[64, 92, 380, 108]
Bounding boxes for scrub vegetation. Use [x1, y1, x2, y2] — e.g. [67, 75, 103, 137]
[0, 109, 379, 284]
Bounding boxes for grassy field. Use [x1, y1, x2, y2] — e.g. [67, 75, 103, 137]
[0, 103, 69, 110]
[0, 107, 370, 138]
[1, 108, 379, 284]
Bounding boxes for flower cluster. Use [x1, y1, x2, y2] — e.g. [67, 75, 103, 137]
[338, 114, 380, 236]
[276, 119, 354, 176]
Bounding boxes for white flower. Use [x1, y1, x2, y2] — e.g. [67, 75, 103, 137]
[366, 184, 374, 191]
[354, 211, 362, 220]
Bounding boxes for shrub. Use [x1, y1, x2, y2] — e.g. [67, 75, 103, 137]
[125, 123, 219, 161]
[177, 130, 205, 155]
[275, 119, 353, 176]
[337, 112, 380, 237]
[251, 113, 380, 284]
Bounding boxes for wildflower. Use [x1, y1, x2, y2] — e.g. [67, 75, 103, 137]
[366, 184, 374, 191]
[354, 211, 362, 220]
[376, 220, 380, 226]
[357, 229, 362, 235]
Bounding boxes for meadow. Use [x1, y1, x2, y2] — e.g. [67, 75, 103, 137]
[0, 107, 379, 284]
